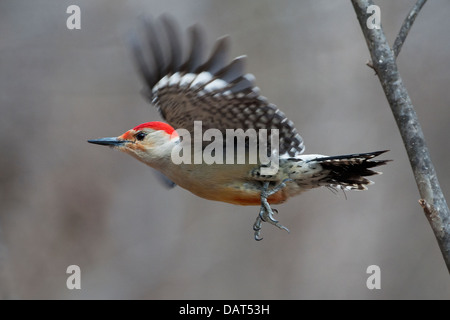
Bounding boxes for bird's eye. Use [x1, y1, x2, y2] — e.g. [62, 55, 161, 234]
[135, 132, 147, 141]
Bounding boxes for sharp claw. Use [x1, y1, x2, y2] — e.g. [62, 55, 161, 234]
[252, 180, 291, 240]
[254, 229, 263, 241]
[258, 209, 266, 222]
[278, 224, 290, 233]
[266, 212, 279, 224]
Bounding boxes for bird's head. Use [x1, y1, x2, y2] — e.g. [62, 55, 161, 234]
[88, 121, 178, 164]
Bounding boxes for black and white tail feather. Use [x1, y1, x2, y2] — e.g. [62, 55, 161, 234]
[309, 150, 390, 191]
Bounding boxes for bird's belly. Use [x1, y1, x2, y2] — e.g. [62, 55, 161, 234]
[189, 181, 289, 206]
[166, 163, 289, 206]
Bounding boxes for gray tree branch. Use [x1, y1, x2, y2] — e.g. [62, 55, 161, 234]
[393, 0, 428, 58]
[351, 0, 450, 273]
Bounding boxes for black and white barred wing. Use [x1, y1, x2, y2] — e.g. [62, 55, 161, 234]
[131, 15, 304, 157]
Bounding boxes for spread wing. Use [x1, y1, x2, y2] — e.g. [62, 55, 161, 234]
[131, 15, 305, 156]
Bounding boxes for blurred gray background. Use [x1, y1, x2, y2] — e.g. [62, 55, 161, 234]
[1, 0, 449, 299]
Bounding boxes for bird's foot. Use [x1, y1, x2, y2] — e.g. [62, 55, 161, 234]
[253, 180, 291, 241]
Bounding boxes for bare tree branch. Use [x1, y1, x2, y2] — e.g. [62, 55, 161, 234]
[351, 0, 450, 273]
[393, 0, 428, 58]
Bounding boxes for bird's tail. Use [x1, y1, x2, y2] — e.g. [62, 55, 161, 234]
[312, 150, 390, 190]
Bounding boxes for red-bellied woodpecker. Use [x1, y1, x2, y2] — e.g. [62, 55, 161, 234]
[88, 16, 390, 240]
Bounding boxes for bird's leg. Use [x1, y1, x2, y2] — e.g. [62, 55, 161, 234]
[253, 207, 265, 241]
[253, 179, 292, 241]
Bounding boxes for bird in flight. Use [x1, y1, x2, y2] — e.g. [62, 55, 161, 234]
[89, 15, 389, 240]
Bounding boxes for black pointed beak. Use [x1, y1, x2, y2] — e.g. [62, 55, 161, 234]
[87, 137, 130, 147]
